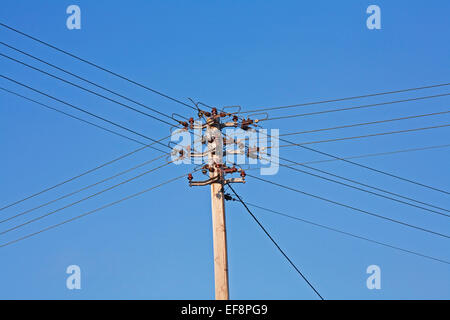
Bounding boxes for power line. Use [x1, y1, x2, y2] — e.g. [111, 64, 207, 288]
[0, 41, 187, 122]
[0, 23, 196, 111]
[246, 144, 450, 169]
[0, 89, 203, 215]
[210, 99, 450, 196]
[206, 97, 450, 198]
[7, 20, 443, 198]
[0, 52, 179, 127]
[2, 21, 448, 297]
[247, 174, 450, 239]
[0, 153, 169, 224]
[286, 144, 450, 165]
[261, 93, 450, 122]
[279, 161, 450, 216]
[0, 74, 171, 152]
[0, 170, 195, 248]
[223, 99, 450, 197]
[294, 140, 450, 196]
[0, 131, 170, 213]
[0, 31, 211, 171]
[163, 91, 450, 211]
[239, 83, 450, 114]
[277, 110, 450, 137]
[0, 48, 213, 167]
[255, 127, 450, 195]
[274, 124, 450, 148]
[294, 143, 450, 196]
[0, 160, 174, 235]
[1, 55, 208, 162]
[219, 106, 450, 209]
[242, 110, 450, 146]
[285, 159, 450, 214]
[241, 201, 450, 265]
[254, 152, 450, 217]
[248, 146, 450, 213]
[227, 184, 324, 300]
[0, 86, 148, 146]
[199, 79, 450, 196]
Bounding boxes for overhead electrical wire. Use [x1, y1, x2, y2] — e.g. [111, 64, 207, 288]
[0, 23, 197, 112]
[1, 21, 447, 266]
[0, 87, 202, 215]
[269, 124, 450, 148]
[278, 160, 450, 216]
[245, 144, 450, 169]
[244, 115, 450, 146]
[8, 21, 444, 198]
[254, 152, 450, 216]
[280, 134, 450, 196]
[199, 101, 450, 215]
[228, 184, 324, 300]
[0, 39, 208, 219]
[202, 93, 449, 198]
[4, 21, 450, 125]
[254, 127, 450, 195]
[0, 170, 198, 248]
[2, 23, 449, 302]
[1, 86, 148, 146]
[246, 174, 450, 240]
[240, 201, 450, 265]
[0, 159, 175, 235]
[0, 153, 170, 224]
[194, 101, 450, 201]
[0, 131, 171, 213]
[0, 52, 210, 162]
[238, 83, 450, 114]
[0, 41, 187, 122]
[2, 23, 446, 195]
[282, 153, 450, 214]
[205, 96, 450, 204]
[0, 53, 208, 156]
[203, 99, 450, 196]
[0, 44, 214, 154]
[276, 110, 450, 137]
[299, 144, 450, 165]
[260, 93, 450, 122]
[0, 74, 171, 153]
[0, 52, 179, 127]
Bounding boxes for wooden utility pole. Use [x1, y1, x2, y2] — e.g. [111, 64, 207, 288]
[186, 108, 249, 300]
[207, 122, 229, 300]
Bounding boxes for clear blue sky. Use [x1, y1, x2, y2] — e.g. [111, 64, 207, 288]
[0, 0, 449, 299]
